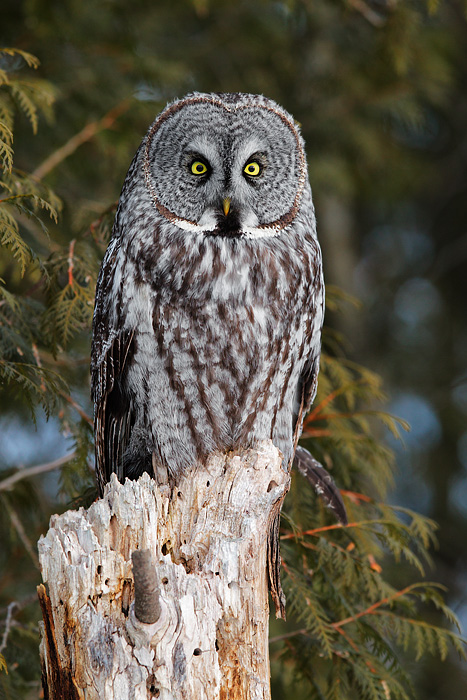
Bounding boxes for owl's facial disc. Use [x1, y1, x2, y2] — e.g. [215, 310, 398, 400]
[143, 95, 307, 238]
[183, 145, 262, 238]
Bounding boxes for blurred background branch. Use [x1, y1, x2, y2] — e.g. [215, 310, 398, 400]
[32, 98, 131, 180]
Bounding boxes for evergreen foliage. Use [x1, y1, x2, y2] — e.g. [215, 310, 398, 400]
[267, 289, 466, 698]
[0, 0, 466, 695]
[0, 48, 65, 418]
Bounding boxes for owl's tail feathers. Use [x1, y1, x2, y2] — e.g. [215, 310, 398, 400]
[293, 446, 348, 526]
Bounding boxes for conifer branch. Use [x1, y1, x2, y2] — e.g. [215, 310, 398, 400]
[331, 583, 428, 629]
[32, 99, 131, 180]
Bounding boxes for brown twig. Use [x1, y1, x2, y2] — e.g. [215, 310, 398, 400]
[331, 584, 417, 629]
[334, 625, 378, 672]
[4, 500, 40, 568]
[59, 391, 93, 425]
[340, 489, 373, 503]
[32, 99, 131, 180]
[308, 410, 376, 421]
[269, 627, 308, 645]
[300, 428, 332, 438]
[67, 239, 75, 287]
[304, 382, 364, 426]
[281, 517, 394, 540]
[281, 521, 348, 540]
[335, 626, 391, 697]
[30, 347, 93, 424]
[0, 452, 75, 492]
[347, 0, 386, 27]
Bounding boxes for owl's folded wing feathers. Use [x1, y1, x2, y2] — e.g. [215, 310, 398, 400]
[92, 329, 136, 496]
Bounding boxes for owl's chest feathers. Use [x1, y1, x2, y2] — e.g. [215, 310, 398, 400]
[111, 223, 320, 468]
[120, 232, 317, 373]
[121, 229, 311, 391]
[130, 230, 310, 309]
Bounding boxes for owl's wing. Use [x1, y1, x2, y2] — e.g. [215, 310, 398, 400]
[292, 356, 347, 525]
[91, 236, 137, 496]
[91, 328, 136, 496]
[292, 354, 319, 451]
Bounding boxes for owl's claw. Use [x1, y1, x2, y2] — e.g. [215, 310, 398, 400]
[293, 446, 348, 525]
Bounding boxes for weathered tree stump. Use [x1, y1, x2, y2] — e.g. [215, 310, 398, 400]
[38, 441, 289, 699]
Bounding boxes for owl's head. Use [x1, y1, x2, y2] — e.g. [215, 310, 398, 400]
[142, 92, 308, 239]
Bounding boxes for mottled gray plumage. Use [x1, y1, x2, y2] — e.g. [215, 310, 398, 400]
[91, 93, 345, 548]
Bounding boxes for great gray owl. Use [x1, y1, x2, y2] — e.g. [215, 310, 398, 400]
[91, 93, 346, 609]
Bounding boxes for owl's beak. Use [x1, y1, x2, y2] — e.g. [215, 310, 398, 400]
[222, 197, 231, 216]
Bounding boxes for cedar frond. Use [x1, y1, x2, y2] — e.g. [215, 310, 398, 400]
[0, 360, 67, 417]
[43, 239, 98, 350]
[0, 48, 55, 171]
[0, 206, 35, 276]
[9, 79, 55, 134]
[283, 563, 337, 659]
[0, 169, 62, 275]
[0, 48, 40, 70]
[282, 332, 466, 695]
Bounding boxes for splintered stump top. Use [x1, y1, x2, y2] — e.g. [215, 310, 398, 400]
[38, 441, 289, 700]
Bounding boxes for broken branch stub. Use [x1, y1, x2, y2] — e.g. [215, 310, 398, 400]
[132, 549, 161, 625]
[38, 441, 289, 700]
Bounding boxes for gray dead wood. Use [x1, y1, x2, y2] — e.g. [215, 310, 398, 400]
[37, 441, 289, 700]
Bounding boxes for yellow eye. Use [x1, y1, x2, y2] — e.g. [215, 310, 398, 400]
[244, 161, 261, 177]
[191, 160, 208, 175]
